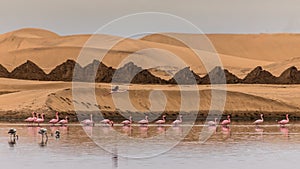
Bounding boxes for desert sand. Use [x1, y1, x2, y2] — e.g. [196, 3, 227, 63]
[0, 78, 299, 121]
[1, 28, 300, 121]
[1, 28, 294, 78]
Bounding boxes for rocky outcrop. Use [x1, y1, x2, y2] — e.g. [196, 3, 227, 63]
[131, 70, 168, 84]
[112, 62, 142, 83]
[10, 61, 47, 80]
[83, 60, 116, 83]
[242, 66, 277, 84]
[202, 67, 241, 84]
[47, 59, 84, 81]
[112, 62, 167, 84]
[168, 67, 202, 84]
[276, 66, 300, 84]
[94, 61, 116, 83]
[0, 64, 9, 78]
[5, 60, 300, 85]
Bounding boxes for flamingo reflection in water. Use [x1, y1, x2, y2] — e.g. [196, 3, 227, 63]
[121, 126, 132, 136]
[139, 126, 148, 138]
[157, 126, 167, 135]
[280, 126, 289, 138]
[221, 126, 231, 140]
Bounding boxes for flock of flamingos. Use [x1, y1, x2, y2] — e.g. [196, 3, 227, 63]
[23, 112, 290, 127]
[6, 112, 290, 146]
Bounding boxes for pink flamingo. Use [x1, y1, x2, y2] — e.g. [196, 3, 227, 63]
[49, 112, 59, 125]
[100, 118, 114, 126]
[121, 116, 132, 126]
[278, 114, 289, 126]
[253, 114, 264, 125]
[172, 115, 182, 126]
[138, 116, 149, 126]
[221, 115, 231, 126]
[58, 116, 68, 125]
[81, 114, 94, 126]
[24, 112, 36, 124]
[34, 113, 45, 126]
[207, 118, 218, 126]
[155, 115, 166, 125]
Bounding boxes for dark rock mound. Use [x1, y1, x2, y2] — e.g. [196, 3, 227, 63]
[112, 62, 142, 83]
[277, 66, 300, 84]
[0, 64, 9, 78]
[202, 66, 241, 84]
[168, 67, 202, 84]
[112, 62, 167, 84]
[131, 70, 168, 84]
[10, 61, 46, 80]
[47, 59, 84, 81]
[242, 66, 277, 84]
[83, 60, 116, 83]
[95, 62, 116, 83]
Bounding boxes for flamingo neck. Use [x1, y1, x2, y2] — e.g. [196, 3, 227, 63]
[286, 115, 289, 121]
[261, 115, 264, 121]
[90, 115, 93, 121]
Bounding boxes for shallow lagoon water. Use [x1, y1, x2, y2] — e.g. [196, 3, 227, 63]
[1, 122, 300, 169]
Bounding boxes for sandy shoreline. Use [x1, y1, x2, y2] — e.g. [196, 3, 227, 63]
[0, 78, 300, 121]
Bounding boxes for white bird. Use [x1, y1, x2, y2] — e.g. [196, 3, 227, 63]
[138, 116, 149, 125]
[207, 118, 218, 126]
[172, 115, 182, 126]
[253, 114, 264, 125]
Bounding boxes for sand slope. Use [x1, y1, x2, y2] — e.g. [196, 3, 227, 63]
[0, 78, 299, 120]
[142, 33, 300, 61]
[0, 28, 277, 78]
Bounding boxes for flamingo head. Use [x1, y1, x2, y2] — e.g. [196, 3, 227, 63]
[110, 121, 114, 126]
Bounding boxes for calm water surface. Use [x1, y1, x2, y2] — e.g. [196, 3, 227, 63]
[1, 122, 300, 169]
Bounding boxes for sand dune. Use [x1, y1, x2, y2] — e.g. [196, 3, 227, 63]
[142, 33, 300, 61]
[2, 28, 300, 121]
[264, 57, 300, 76]
[0, 78, 299, 120]
[0, 28, 274, 77]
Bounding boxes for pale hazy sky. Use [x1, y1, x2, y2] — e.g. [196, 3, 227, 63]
[2, 0, 300, 36]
